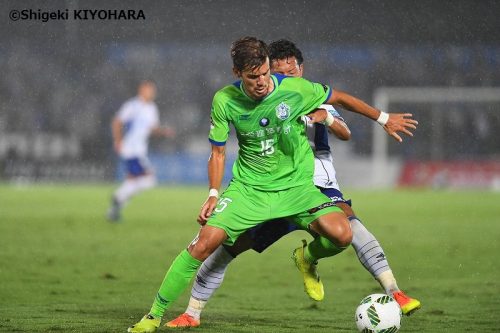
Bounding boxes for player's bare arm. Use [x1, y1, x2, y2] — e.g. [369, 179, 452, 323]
[151, 126, 176, 138]
[329, 116, 351, 140]
[307, 109, 351, 140]
[111, 117, 123, 153]
[269, 49, 352, 141]
[198, 144, 225, 224]
[326, 89, 418, 142]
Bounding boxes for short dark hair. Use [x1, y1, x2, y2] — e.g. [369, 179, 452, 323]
[230, 37, 269, 72]
[268, 39, 304, 65]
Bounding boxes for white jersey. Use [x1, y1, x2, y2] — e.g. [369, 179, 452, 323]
[117, 97, 159, 159]
[306, 104, 343, 189]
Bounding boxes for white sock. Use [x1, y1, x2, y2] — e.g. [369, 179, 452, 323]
[114, 179, 137, 205]
[350, 217, 396, 291]
[114, 174, 156, 205]
[136, 174, 156, 191]
[185, 297, 207, 321]
[376, 270, 400, 295]
[186, 246, 234, 320]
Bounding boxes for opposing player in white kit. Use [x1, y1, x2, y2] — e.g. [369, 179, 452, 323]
[107, 80, 174, 222]
[165, 40, 420, 328]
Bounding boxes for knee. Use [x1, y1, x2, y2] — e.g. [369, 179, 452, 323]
[188, 226, 228, 261]
[189, 238, 215, 261]
[336, 223, 352, 248]
[317, 215, 352, 248]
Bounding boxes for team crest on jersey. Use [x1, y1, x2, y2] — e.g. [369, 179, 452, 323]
[275, 102, 290, 120]
[259, 117, 270, 127]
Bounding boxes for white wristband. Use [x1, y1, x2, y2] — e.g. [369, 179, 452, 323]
[376, 111, 389, 126]
[208, 188, 219, 198]
[322, 112, 335, 126]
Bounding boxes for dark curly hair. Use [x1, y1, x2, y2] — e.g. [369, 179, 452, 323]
[230, 37, 269, 72]
[268, 39, 304, 65]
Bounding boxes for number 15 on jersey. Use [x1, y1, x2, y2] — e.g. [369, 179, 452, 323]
[260, 139, 275, 156]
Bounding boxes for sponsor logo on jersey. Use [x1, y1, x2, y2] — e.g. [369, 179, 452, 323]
[259, 117, 270, 127]
[240, 131, 256, 137]
[210, 116, 215, 130]
[307, 201, 336, 214]
[275, 102, 290, 120]
[240, 124, 291, 137]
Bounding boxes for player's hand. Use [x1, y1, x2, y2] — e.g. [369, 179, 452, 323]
[306, 109, 328, 123]
[383, 113, 418, 142]
[161, 127, 176, 138]
[197, 196, 218, 225]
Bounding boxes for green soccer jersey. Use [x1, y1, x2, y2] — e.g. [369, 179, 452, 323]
[209, 74, 332, 191]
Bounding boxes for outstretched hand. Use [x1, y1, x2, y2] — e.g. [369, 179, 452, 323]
[384, 113, 418, 142]
[160, 127, 176, 138]
[152, 126, 176, 138]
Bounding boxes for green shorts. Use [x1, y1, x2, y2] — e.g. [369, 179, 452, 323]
[206, 180, 342, 245]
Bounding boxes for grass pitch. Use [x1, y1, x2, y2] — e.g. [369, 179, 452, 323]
[0, 184, 499, 332]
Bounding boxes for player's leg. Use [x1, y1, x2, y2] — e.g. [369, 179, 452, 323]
[335, 201, 421, 315]
[336, 202, 394, 287]
[166, 244, 237, 328]
[292, 210, 351, 301]
[145, 180, 272, 331]
[128, 225, 227, 333]
[168, 219, 297, 327]
[308, 212, 352, 248]
[108, 157, 156, 221]
[294, 188, 353, 267]
[281, 185, 350, 301]
[113, 172, 155, 205]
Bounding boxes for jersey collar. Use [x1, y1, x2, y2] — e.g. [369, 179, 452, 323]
[238, 75, 279, 102]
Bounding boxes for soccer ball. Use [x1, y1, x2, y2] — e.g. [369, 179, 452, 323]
[355, 293, 402, 332]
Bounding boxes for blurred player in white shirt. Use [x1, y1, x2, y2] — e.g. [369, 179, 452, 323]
[107, 80, 174, 221]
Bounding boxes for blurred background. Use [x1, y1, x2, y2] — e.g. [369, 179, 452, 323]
[1, 0, 499, 188]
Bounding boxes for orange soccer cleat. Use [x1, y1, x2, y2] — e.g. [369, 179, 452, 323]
[393, 291, 421, 316]
[165, 313, 201, 328]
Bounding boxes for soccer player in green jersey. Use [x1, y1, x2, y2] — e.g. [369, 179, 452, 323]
[127, 37, 417, 332]
[166, 39, 420, 328]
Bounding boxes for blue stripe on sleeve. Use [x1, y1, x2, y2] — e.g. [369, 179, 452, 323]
[323, 86, 333, 104]
[323, 87, 333, 104]
[209, 138, 226, 146]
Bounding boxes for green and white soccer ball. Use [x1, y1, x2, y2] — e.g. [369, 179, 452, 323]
[355, 293, 402, 333]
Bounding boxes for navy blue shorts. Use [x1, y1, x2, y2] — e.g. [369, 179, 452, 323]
[248, 187, 351, 253]
[317, 187, 352, 207]
[248, 219, 299, 253]
[124, 157, 150, 177]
